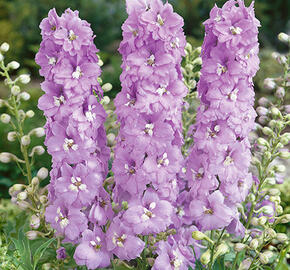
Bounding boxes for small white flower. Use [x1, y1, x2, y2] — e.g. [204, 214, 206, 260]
[72, 66, 82, 79]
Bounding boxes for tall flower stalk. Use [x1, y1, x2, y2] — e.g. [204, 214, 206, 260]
[36, 9, 112, 269]
[186, 0, 260, 236]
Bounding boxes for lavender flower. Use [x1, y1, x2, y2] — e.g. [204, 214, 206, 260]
[36, 8, 111, 268]
[186, 0, 260, 234]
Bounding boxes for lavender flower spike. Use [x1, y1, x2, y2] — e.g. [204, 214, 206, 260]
[186, 0, 260, 235]
[36, 8, 111, 268]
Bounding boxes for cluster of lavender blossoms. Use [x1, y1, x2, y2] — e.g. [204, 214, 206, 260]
[112, 0, 199, 268]
[36, 9, 112, 268]
[185, 0, 260, 236]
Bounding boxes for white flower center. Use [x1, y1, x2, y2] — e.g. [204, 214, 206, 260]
[206, 125, 220, 138]
[157, 14, 164, 26]
[125, 93, 136, 107]
[224, 155, 234, 166]
[112, 233, 127, 248]
[141, 206, 156, 221]
[229, 88, 239, 101]
[63, 138, 78, 151]
[72, 66, 82, 79]
[216, 63, 227, 76]
[69, 176, 87, 192]
[214, 15, 222, 22]
[147, 54, 155, 66]
[53, 95, 65, 107]
[125, 164, 136, 175]
[170, 38, 180, 49]
[144, 123, 154, 136]
[157, 152, 169, 167]
[230, 26, 242, 35]
[157, 86, 167, 96]
[48, 57, 56, 65]
[55, 207, 69, 228]
[68, 30, 77, 41]
[177, 207, 185, 217]
[85, 105, 96, 122]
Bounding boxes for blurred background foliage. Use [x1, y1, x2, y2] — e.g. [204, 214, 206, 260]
[0, 0, 289, 198]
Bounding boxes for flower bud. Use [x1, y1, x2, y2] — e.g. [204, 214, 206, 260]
[37, 167, 48, 180]
[30, 146, 45, 156]
[258, 97, 270, 107]
[102, 83, 113, 92]
[264, 151, 271, 160]
[251, 217, 259, 226]
[20, 92, 30, 101]
[263, 78, 276, 90]
[30, 215, 40, 229]
[39, 195, 47, 204]
[275, 87, 285, 99]
[101, 96, 110, 105]
[194, 47, 202, 54]
[193, 57, 202, 65]
[1, 113, 11, 124]
[262, 127, 273, 136]
[273, 164, 286, 173]
[265, 228, 277, 240]
[0, 53, 3, 62]
[256, 106, 268, 116]
[31, 177, 39, 187]
[200, 249, 211, 265]
[258, 216, 268, 225]
[7, 61, 20, 70]
[257, 138, 269, 147]
[17, 200, 30, 210]
[238, 258, 252, 270]
[17, 191, 28, 201]
[33, 127, 45, 137]
[98, 59, 104, 66]
[271, 107, 282, 118]
[12, 184, 25, 192]
[280, 133, 290, 145]
[214, 243, 229, 258]
[259, 253, 269, 264]
[258, 116, 268, 125]
[26, 110, 35, 118]
[107, 133, 116, 146]
[18, 74, 30, 84]
[276, 205, 283, 215]
[249, 239, 259, 249]
[234, 243, 247, 252]
[7, 131, 17, 142]
[11, 85, 21, 96]
[268, 188, 280, 196]
[259, 205, 274, 215]
[21, 135, 31, 146]
[276, 233, 288, 242]
[26, 231, 39, 240]
[279, 151, 290, 159]
[185, 43, 192, 52]
[0, 152, 13, 163]
[278, 32, 289, 43]
[0, 42, 9, 52]
[192, 231, 207, 240]
[42, 263, 52, 270]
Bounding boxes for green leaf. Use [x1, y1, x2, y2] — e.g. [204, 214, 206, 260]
[32, 238, 55, 270]
[212, 256, 225, 270]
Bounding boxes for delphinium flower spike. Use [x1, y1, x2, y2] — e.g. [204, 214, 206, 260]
[111, 0, 200, 268]
[36, 9, 111, 269]
[186, 0, 260, 235]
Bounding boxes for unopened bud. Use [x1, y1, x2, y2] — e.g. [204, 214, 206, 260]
[31, 177, 39, 187]
[11, 85, 21, 96]
[193, 57, 202, 65]
[39, 195, 47, 204]
[0, 53, 3, 62]
[33, 127, 45, 137]
[200, 249, 211, 265]
[262, 127, 273, 136]
[273, 164, 286, 173]
[258, 97, 270, 107]
[98, 59, 104, 66]
[26, 110, 35, 118]
[20, 92, 30, 101]
[277, 205, 283, 215]
[26, 231, 39, 240]
[1, 113, 11, 124]
[276, 233, 288, 242]
[279, 151, 290, 159]
[102, 83, 112, 92]
[18, 74, 30, 84]
[37, 167, 48, 180]
[21, 135, 31, 146]
[263, 78, 276, 90]
[265, 228, 276, 239]
[258, 216, 268, 225]
[17, 191, 27, 201]
[251, 217, 259, 226]
[185, 43, 192, 52]
[214, 243, 229, 257]
[7, 61, 20, 70]
[271, 107, 281, 117]
[268, 188, 280, 196]
[238, 258, 252, 270]
[259, 253, 269, 264]
[30, 215, 40, 229]
[275, 87, 285, 99]
[7, 131, 17, 142]
[0, 42, 9, 52]
[278, 32, 289, 43]
[30, 146, 45, 156]
[234, 243, 247, 252]
[249, 239, 259, 250]
[259, 205, 274, 215]
[192, 231, 207, 240]
[256, 106, 268, 116]
[257, 138, 269, 147]
[101, 96, 110, 105]
[107, 133, 116, 146]
[0, 152, 13, 163]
